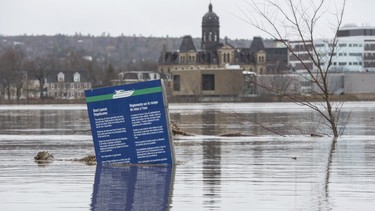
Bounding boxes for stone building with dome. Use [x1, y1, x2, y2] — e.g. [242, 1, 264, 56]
[158, 3, 288, 100]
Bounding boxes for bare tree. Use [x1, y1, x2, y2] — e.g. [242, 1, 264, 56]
[238, 0, 346, 137]
[102, 64, 118, 87]
[0, 46, 25, 101]
[257, 74, 297, 101]
[24, 56, 56, 100]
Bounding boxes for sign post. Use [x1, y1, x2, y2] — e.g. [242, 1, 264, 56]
[85, 80, 175, 165]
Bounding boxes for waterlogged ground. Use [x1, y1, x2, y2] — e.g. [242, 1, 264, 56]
[0, 102, 375, 210]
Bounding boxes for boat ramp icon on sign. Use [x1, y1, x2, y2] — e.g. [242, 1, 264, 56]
[113, 89, 135, 99]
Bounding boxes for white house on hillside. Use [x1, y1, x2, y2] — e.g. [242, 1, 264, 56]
[46, 70, 91, 100]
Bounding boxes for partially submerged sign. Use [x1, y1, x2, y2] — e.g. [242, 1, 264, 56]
[85, 80, 175, 165]
[91, 165, 174, 210]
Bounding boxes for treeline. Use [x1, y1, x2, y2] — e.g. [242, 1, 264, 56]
[0, 34, 252, 69]
[0, 34, 185, 70]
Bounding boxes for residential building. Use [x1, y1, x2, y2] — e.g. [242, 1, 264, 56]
[46, 70, 91, 100]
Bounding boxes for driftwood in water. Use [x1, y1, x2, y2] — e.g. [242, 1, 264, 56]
[219, 132, 250, 137]
[310, 132, 324, 137]
[171, 120, 195, 136]
[67, 155, 96, 166]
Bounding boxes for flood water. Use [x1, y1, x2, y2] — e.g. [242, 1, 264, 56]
[1, 102, 375, 210]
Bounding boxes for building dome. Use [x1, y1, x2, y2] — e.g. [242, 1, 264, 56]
[201, 3, 220, 50]
[202, 3, 219, 27]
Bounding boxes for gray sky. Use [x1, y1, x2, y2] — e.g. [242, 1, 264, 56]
[0, 0, 374, 39]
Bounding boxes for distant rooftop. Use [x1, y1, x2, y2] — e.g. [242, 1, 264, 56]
[338, 24, 375, 37]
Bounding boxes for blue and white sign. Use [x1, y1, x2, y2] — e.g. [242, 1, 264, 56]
[85, 80, 175, 165]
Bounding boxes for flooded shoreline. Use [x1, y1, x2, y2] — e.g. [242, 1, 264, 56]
[1, 102, 375, 210]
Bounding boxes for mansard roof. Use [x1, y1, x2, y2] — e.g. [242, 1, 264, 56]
[179, 35, 196, 52]
[249, 37, 265, 52]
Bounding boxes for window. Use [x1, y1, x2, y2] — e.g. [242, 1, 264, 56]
[173, 75, 180, 91]
[339, 43, 347, 47]
[202, 74, 215, 91]
[57, 72, 65, 82]
[349, 53, 362, 56]
[258, 56, 265, 63]
[73, 72, 80, 83]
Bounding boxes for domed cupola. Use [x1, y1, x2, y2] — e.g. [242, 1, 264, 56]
[202, 3, 220, 27]
[201, 3, 220, 50]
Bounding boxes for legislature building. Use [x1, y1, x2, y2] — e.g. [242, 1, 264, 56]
[158, 3, 288, 100]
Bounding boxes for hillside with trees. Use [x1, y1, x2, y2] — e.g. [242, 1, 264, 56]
[0, 34, 251, 71]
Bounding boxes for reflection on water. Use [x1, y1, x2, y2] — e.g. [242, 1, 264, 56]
[170, 102, 375, 136]
[1, 103, 375, 210]
[91, 165, 174, 211]
[172, 136, 375, 211]
[0, 107, 89, 135]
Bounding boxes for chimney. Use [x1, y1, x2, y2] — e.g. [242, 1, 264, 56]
[162, 44, 167, 64]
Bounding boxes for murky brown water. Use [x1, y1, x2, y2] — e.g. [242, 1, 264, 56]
[0, 103, 375, 210]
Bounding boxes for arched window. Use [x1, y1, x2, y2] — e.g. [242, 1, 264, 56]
[57, 72, 65, 83]
[209, 32, 212, 41]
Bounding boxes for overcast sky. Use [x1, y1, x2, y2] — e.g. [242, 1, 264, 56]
[0, 0, 374, 39]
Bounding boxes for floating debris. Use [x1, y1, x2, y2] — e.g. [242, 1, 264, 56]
[68, 155, 96, 166]
[171, 120, 195, 136]
[310, 132, 324, 137]
[34, 151, 54, 161]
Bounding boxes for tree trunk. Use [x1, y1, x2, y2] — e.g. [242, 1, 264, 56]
[7, 87, 11, 100]
[16, 87, 21, 101]
[39, 79, 45, 100]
